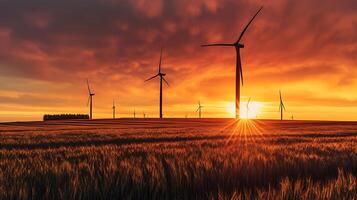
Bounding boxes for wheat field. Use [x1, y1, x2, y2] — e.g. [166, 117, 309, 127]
[0, 119, 356, 199]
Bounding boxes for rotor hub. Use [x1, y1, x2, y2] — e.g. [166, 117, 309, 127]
[237, 43, 244, 48]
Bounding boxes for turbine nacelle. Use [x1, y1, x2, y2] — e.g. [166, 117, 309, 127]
[159, 73, 166, 76]
[235, 43, 244, 48]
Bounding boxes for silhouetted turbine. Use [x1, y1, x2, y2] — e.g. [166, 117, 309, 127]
[279, 90, 286, 120]
[201, 6, 263, 119]
[196, 101, 203, 118]
[246, 97, 251, 119]
[86, 79, 95, 120]
[145, 48, 169, 118]
[112, 99, 116, 119]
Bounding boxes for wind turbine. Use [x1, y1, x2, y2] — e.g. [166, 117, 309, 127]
[86, 79, 95, 120]
[133, 108, 136, 118]
[201, 6, 263, 119]
[196, 101, 203, 118]
[112, 99, 116, 119]
[145, 48, 169, 118]
[279, 90, 286, 120]
[246, 97, 251, 119]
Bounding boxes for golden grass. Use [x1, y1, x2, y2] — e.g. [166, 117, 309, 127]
[0, 119, 356, 199]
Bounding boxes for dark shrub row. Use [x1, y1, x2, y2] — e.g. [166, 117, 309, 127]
[43, 114, 89, 121]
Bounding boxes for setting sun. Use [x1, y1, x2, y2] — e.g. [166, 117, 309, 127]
[241, 101, 262, 119]
[226, 101, 262, 119]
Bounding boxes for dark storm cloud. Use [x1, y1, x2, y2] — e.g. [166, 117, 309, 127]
[0, 0, 356, 117]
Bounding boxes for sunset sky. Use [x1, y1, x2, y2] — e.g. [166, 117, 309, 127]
[0, 0, 356, 121]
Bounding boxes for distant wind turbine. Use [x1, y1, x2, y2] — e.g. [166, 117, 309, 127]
[112, 99, 116, 119]
[279, 90, 286, 120]
[196, 101, 203, 118]
[86, 79, 95, 120]
[246, 97, 251, 119]
[133, 108, 136, 118]
[145, 48, 169, 118]
[201, 6, 263, 119]
[143, 112, 146, 118]
[291, 114, 294, 120]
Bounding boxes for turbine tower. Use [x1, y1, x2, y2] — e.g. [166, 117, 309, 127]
[196, 101, 203, 118]
[279, 90, 286, 120]
[246, 97, 251, 119]
[145, 48, 169, 118]
[112, 99, 116, 119]
[201, 7, 263, 119]
[86, 79, 95, 120]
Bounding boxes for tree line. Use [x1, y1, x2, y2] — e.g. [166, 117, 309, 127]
[43, 114, 89, 121]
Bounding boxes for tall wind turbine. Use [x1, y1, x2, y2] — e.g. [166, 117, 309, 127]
[196, 101, 203, 118]
[86, 79, 95, 120]
[279, 90, 286, 120]
[112, 99, 116, 119]
[246, 97, 251, 119]
[145, 48, 169, 118]
[201, 6, 263, 119]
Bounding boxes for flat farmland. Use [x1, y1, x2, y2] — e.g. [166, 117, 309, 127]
[0, 119, 356, 199]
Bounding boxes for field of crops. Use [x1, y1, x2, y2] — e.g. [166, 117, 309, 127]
[0, 119, 356, 199]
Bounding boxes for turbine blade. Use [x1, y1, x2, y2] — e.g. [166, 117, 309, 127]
[247, 97, 251, 105]
[240, 64, 244, 86]
[236, 6, 263, 43]
[145, 74, 159, 82]
[86, 79, 91, 94]
[87, 96, 90, 107]
[162, 77, 169, 86]
[282, 103, 286, 111]
[201, 43, 234, 47]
